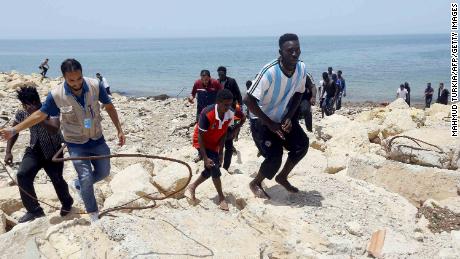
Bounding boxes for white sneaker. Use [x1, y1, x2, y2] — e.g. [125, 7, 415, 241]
[89, 212, 99, 224]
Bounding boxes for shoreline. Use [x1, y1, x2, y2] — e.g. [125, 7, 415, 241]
[0, 71, 441, 107]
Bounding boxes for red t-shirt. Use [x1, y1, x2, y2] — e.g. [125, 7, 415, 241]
[192, 104, 234, 152]
[191, 78, 223, 97]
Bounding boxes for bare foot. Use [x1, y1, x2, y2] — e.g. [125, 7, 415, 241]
[187, 185, 196, 201]
[219, 199, 229, 211]
[275, 176, 299, 193]
[249, 182, 270, 199]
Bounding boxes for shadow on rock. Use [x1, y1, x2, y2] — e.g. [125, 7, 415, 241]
[264, 185, 324, 208]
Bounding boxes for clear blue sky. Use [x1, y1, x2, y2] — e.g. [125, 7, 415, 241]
[1, 0, 450, 39]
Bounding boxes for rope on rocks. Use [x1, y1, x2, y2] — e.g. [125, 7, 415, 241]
[387, 135, 444, 153]
[0, 144, 192, 219]
[386, 135, 445, 164]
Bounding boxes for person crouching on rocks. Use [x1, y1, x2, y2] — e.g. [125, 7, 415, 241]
[3, 86, 73, 223]
[188, 89, 235, 211]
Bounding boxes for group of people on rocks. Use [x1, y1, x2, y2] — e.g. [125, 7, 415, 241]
[396, 82, 449, 108]
[317, 67, 347, 118]
[0, 33, 317, 221]
[187, 34, 318, 209]
[4, 32, 449, 224]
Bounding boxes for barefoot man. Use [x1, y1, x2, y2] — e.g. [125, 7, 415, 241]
[188, 89, 235, 210]
[244, 33, 309, 199]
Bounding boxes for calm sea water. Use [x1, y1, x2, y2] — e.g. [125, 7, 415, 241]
[0, 34, 449, 102]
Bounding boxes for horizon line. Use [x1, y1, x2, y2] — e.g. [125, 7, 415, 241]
[0, 32, 449, 41]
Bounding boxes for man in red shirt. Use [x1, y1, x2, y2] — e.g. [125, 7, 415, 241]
[188, 89, 234, 211]
[188, 69, 223, 122]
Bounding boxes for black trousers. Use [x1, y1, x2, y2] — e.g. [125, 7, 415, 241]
[223, 127, 235, 170]
[425, 96, 432, 108]
[17, 147, 72, 213]
[251, 119, 309, 179]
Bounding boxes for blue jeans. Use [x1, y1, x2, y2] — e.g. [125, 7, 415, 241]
[67, 142, 111, 213]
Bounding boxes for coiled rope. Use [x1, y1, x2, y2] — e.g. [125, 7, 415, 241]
[0, 144, 192, 219]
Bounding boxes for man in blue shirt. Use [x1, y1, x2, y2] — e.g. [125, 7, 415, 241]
[336, 70, 346, 110]
[424, 82, 434, 108]
[1, 59, 125, 224]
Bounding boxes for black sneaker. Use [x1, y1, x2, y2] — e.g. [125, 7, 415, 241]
[18, 210, 45, 223]
[60, 197, 74, 217]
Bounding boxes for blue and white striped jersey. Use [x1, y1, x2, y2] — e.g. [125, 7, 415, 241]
[247, 59, 307, 123]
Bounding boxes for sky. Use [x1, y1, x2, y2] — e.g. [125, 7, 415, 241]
[0, 0, 450, 39]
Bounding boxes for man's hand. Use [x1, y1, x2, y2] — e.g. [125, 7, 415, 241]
[310, 97, 316, 106]
[281, 118, 292, 133]
[0, 128, 16, 141]
[267, 121, 285, 140]
[188, 96, 194, 104]
[204, 157, 215, 169]
[219, 153, 224, 166]
[4, 152, 13, 165]
[343, 92, 346, 97]
[117, 131, 126, 146]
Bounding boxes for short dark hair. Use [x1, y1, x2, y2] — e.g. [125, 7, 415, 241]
[400, 84, 405, 88]
[279, 33, 299, 48]
[17, 86, 40, 105]
[337, 70, 342, 74]
[217, 66, 227, 73]
[61, 58, 82, 75]
[96, 73, 101, 76]
[216, 89, 233, 102]
[200, 70, 210, 77]
[245, 80, 252, 89]
[322, 72, 329, 80]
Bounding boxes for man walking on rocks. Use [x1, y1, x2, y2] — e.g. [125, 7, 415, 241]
[0, 59, 125, 224]
[3, 86, 73, 223]
[244, 33, 309, 199]
[424, 82, 434, 108]
[296, 73, 316, 132]
[188, 70, 223, 122]
[189, 89, 235, 210]
[39, 58, 49, 78]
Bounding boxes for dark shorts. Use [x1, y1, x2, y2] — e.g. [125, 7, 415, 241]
[251, 119, 309, 179]
[198, 149, 222, 179]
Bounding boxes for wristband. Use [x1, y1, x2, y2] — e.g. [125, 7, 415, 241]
[11, 128, 17, 136]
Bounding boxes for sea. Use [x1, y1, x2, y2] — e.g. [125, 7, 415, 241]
[0, 34, 449, 102]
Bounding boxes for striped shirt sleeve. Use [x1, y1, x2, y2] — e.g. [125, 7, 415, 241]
[296, 65, 307, 94]
[247, 72, 271, 101]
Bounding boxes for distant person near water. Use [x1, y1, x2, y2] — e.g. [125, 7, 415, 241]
[396, 84, 408, 102]
[4, 86, 73, 223]
[245, 33, 309, 199]
[0, 59, 126, 224]
[96, 73, 111, 95]
[217, 66, 242, 108]
[335, 70, 346, 110]
[424, 82, 434, 108]
[327, 66, 336, 80]
[436, 82, 449, 105]
[321, 72, 338, 118]
[188, 70, 223, 122]
[404, 82, 411, 106]
[39, 58, 49, 78]
[189, 89, 235, 211]
[295, 73, 317, 132]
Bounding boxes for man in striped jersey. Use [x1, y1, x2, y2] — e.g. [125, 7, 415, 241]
[244, 33, 309, 199]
